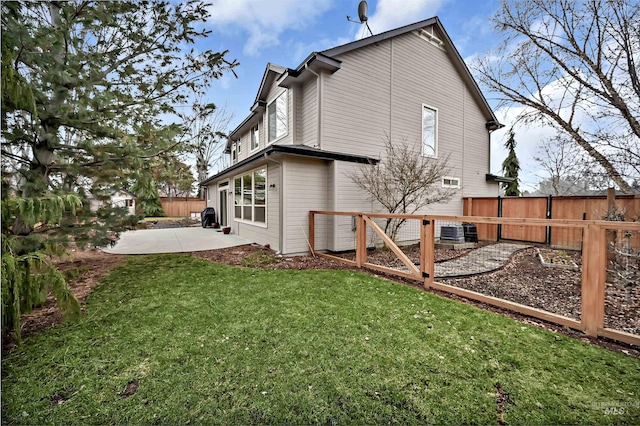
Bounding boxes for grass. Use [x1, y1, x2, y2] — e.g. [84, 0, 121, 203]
[2, 255, 639, 424]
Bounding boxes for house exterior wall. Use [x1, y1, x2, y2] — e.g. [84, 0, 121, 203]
[204, 162, 281, 252]
[206, 23, 500, 255]
[321, 27, 498, 218]
[111, 191, 136, 215]
[282, 156, 329, 255]
[300, 78, 318, 147]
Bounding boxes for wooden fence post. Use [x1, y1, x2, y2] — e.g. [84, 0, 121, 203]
[308, 211, 315, 256]
[356, 214, 367, 267]
[581, 224, 606, 336]
[421, 217, 435, 289]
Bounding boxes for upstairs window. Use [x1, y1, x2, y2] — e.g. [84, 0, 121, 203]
[268, 91, 288, 142]
[231, 143, 237, 163]
[422, 105, 438, 157]
[251, 125, 259, 151]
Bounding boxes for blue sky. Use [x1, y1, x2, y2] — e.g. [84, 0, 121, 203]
[196, 0, 544, 191]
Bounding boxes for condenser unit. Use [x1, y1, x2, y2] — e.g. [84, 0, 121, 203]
[440, 225, 465, 242]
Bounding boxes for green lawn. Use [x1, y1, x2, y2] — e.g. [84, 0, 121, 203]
[2, 255, 639, 424]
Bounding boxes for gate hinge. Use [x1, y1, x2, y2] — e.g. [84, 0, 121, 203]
[423, 219, 431, 226]
[422, 271, 430, 278]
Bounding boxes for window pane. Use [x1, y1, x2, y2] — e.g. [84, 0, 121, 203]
[254, 207, 266, 223]
[234, 177, 242, 218]
[243, 173, 252, 205]
[254, 168, 266, 205]
[422, 106, 436, 156]
[276, 93, 287, 139]
[268, 103, 276, 141]
[243, 206, 252, 221]
[251, 126, 259, 150]
[268, 91, 288, 142]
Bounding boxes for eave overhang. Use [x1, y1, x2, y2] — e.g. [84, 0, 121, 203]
[486, 173, 515, 183]
[278, 53, 342, 86]
[200, 145, 379, 186]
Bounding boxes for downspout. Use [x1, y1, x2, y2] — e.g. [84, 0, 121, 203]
[306, 66, 322, 149]
[265, 153, 285, 254]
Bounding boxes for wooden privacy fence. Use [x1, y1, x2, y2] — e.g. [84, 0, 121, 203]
[463, 194, 640, 249]
[159, 197, 206, 217]
[309, 211, 640, 347]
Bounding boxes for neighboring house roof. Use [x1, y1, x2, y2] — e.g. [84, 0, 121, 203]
[225, 16, 502, 149]
[486, 174, 515, 184]
[201, 144, 379, 186]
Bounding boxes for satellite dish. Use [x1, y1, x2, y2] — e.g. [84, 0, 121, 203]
[358, 1, 368, 23]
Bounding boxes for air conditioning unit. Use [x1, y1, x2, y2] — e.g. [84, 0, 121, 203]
[440, 225, 465, 242]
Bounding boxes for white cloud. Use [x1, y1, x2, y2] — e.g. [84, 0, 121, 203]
[490, 106, 558, 192]
[360, 0, 449, 39]
[208, 0, 335, 56]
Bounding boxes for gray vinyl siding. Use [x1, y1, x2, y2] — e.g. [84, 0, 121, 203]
[232, 162, 281, 252]
[322, 40, 392, 154]
[300, 78, 318, 146]
[462, 86, 497, 196]
[282, 156, 329, 254]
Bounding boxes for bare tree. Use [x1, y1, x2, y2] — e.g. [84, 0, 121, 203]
[533, 135, 599, 195]
[475, 0, 640, 194]
[179, 100, 234, 196]
[346, 137, 456, 241]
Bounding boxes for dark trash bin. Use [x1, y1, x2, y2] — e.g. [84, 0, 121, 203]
[462, 223, 478, 243]
[201, 207, 217, 228]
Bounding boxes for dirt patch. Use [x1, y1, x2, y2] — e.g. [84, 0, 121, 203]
[192, 244, 353, 271]
[119, 380, 139, 398]
[334, 241, 492, 268]
[2, 249, 126, 351]
[440, 248, 639, 336]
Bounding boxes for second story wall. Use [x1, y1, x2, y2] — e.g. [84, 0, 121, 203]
[230, 73, 296, 165]
[320, 26, 496, 197]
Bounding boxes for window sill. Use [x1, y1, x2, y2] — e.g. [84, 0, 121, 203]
[234, 218, 268, 228]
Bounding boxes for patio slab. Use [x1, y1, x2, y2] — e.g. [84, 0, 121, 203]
[103, 227, 252, 255]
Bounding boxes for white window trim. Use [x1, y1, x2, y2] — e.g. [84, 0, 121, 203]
[250, 124, 260, 152]
[421, 103, 438, 158]
[231, 142, 237, 163]
[233, 166, 268, 228]
[442, 176, 461, 189]
[267, 90, 289, 144]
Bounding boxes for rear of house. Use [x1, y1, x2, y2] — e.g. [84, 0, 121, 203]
[201, 17, 503, 255]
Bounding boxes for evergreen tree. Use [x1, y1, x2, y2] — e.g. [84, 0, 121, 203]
[501, 129, 521, 196]
[1, 1, 237, 339]
[1, 0, 236, 232]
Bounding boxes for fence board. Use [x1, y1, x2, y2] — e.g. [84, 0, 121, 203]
[463, 195, 640, 249]
[464, 197, 498, 241]
[159, 197, 206, 217]
[501, 197, 547, 243]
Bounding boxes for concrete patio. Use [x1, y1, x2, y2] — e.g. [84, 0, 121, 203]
[103, 227, 252, 255]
